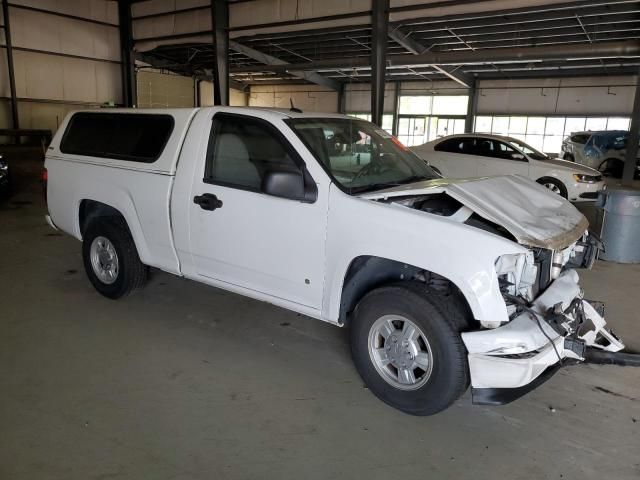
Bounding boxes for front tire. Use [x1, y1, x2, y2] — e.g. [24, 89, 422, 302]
[82, 217, 147, 299]
[537, 177, 568, 198]
[350, 283, 471, 415]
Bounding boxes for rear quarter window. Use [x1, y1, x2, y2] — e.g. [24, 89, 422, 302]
[60, 112, 174, 163]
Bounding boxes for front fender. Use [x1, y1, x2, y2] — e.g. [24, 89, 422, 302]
[322, 186, 525, 325]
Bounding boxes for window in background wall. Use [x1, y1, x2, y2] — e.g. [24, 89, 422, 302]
[474, 115, 631, 155]
[397, 95, 469, 146]
[347, 113, 394, 134]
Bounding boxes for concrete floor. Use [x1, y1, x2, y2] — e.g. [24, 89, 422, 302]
[1, 151, 639, 480]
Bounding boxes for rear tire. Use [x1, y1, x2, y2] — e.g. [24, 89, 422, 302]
[82, 217, 147, 299]
[598, 158, 624, 178]
[350, 282, 471, 416]
[537, 176, 568, 198]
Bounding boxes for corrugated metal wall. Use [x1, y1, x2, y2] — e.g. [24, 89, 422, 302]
[477, 76, 638, 116]
[0, 0, 121, 136]
[137, 70, 194, 108]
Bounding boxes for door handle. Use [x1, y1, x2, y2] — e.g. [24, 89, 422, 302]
[193, 193, 223, 211]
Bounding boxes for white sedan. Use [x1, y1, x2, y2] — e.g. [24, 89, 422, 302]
[411, 134, 605, 201]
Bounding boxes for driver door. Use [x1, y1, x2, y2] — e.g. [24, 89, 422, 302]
[188, 112, 328, 311]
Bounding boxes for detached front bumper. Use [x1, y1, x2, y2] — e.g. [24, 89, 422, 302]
[461, 269, 625, 405]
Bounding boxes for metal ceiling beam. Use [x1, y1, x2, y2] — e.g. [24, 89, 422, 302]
[371, 0, 389, 126]
[388, 26, 473, 88]
[135, 51, 247, 91]
[228, 40, 340, 91]
[230, 40, 640, 74]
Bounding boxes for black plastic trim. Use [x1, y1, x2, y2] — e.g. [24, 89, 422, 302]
[579, 191, 599, 199]
[471, 363, 562, 406]
[584, 348, 640, 367]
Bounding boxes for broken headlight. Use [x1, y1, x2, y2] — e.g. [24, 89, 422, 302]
[495, 252, 538, 304]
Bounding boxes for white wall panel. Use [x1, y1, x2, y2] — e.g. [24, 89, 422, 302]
[400, 80, 468, 96]
[13, 50, 122, 104]
[0, 8, 6, 46]
[132, 0, 209, 17]
[345, 83, 395, 113]
[230, 0, 370, 37]
[249, 84, 338, 112]
[10, 6, 120, 61]
[0, 99, 11, 130]
[231, 0, 369, 29]
[132, 8, 211, 40]
[11, 0, 118, 25]
[477, 76, 638, 115]
[16, 101, 96, 133]
[137, 71, 195, 108]
[199, 81, 248, 107]
[0, 49, 10, 98]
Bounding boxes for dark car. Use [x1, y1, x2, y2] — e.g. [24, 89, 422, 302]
[0, 154, 11, 198]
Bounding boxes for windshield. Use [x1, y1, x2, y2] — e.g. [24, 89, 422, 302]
[508, 139, 548, 161]
[287, 118, 439, 193]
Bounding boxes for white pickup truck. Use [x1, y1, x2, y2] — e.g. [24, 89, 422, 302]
[45, 107, 625, 415]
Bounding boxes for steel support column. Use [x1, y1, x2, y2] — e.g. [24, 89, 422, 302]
[118, 0, 136, 107]
[622, 69, 640, 185]
[465, 79, 478, 133]
[338, 83, 346, 114]
[2, 0, 19, 129]
[371, 0, 389, 126]
[392, 81, 400, 136]
[211, 0, 229, 106]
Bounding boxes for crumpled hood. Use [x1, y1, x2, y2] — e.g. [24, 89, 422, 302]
[360, 175, 589, 249]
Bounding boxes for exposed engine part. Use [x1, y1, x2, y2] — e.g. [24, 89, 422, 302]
[551, 250, 564, 280]
[495, 252, 538, 303]
[567, 231, 604, 269]
[391, 192, 463, 216]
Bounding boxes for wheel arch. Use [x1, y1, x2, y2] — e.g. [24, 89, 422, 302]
[338, 255, 474, 327]
[77, 198, 152, 265]
[536, 175, 568, 198]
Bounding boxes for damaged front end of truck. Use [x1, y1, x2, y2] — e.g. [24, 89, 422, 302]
[464, 233, 625, 404]
[362, 175, 636, 404]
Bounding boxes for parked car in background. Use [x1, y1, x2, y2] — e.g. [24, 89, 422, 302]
[411, 134, 605, 202]
[0, 154, 11, 198]
[561, 130, 640, 178]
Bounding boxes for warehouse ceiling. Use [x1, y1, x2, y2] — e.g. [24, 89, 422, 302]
[134, 0, 640, 87]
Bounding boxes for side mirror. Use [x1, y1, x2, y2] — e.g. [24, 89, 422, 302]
[511, 152, 525, 160]
[261, 168, 317, 203]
